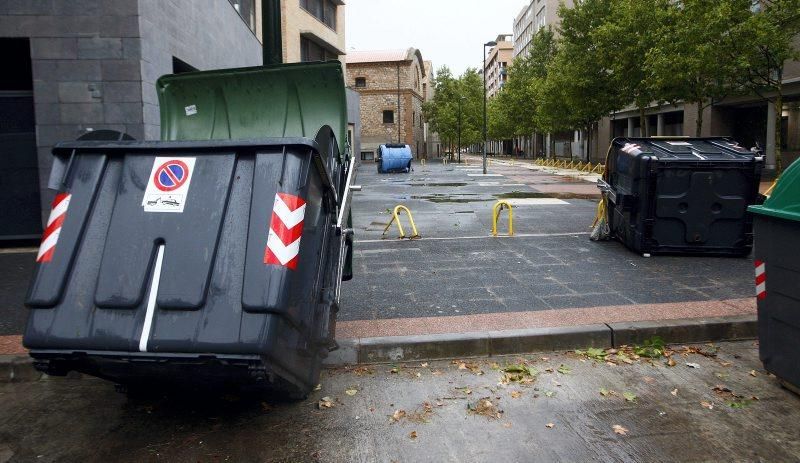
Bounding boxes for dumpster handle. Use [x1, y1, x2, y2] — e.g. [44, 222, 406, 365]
[382, 205, 420, 239]
[492, 200, 514, 237]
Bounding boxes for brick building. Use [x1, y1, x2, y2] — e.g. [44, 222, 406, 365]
[345, 49, 429, 159]
[0, 0, 347, 239]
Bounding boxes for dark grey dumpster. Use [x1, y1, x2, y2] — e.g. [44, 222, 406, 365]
[750, 160, 800, 391]
[23, 131, 345, 397]
[599, 137, 764, 256]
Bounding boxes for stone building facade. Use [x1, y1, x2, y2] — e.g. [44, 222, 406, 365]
[345, 49, 429, 159]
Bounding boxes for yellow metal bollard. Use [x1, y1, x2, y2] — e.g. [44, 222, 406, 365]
[382, 205, 420, 239]
[492, 200, 514, 237]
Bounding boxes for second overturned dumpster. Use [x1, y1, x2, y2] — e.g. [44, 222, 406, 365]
[750, 160, 800, 392]
[599, 137, 764, 256]
[23, 62, 355, 398]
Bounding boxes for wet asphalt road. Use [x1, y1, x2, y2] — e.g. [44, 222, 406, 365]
[0, 158, 756, 334]
[1, 341, 797, 462]
[337, 159, 755, 321]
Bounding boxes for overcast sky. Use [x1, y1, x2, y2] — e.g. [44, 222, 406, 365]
[345, 0, 525, 76]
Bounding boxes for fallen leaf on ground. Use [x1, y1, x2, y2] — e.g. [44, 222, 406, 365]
[318, 397, 335, 409]
[345, 388, 358, 396]
[686, 363, 701, 369]
[390, 368, 399, 374]
[467, 398, 503, 420]
[313, 384, 322, 391]
[511, 391, 522, 399]
[599, 388, 612, 397]
[667, 358, 677, 367]
[502, 422, 513, 429]
[546, 423, 555, 429]
[750, 370, 758, 377]
[391, 409, 407, 422]
[420, 362, 429, 368]
[409, 431, 417, 439]
[612, 425, 628, 435]
[700, 401, 714, 410]
[671, 388, 678, 396]
[544, 390, 556, 398]
[557, 365, 571, 375]
[623, 392, 637, 402]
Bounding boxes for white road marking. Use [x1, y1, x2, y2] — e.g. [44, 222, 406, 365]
[356, 231, 590, 244]
[505, 198, 569, 206]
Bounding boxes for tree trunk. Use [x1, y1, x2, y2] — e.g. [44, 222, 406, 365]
[639, 107, 647, 137]
[695, 100, 704, 138]
[775, 90, 783, 174]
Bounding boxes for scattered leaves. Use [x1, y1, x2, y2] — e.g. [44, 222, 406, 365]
[671, 388, 678, 396]
[510, 391, 522, 399]
[700, 401, 714, 410]
[409, 431, 417, 439]
[686, 363, 701, 369]
[318, 397, 335, 409]
[390, 409, 406, 422]
[623, 392, 637, 402]
[420, 362, 429, 368]
[750, 370, 758, 377]
[634, 336, 665, 358]
[557, 365, 571, 375]
[544, 390, 556, 398]
[612, 425, 629, 435]
[345, 388, 358, 397]
[546, 423, 555, 429]
[599, 388, 612, 397]
[727, 399, 753, 409]
[468, 398, 502, 420]
[313, 384, 322, 391]
[454, 360, 484, 375]
[500, 363, 538, 385]
[666, 357, 677, 367]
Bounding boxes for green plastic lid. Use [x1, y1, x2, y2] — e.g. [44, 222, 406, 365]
[749, 159, 800, 222]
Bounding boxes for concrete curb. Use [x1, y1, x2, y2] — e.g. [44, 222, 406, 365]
[324, 315, 758, 366]
[1, 315, 758, 381]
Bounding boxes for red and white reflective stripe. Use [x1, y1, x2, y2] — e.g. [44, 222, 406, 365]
[755, 260, 766, 300]
[36, 192, 72, 263]
[264, 193, 306, 270]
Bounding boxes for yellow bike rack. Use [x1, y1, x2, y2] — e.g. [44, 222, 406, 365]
[382, 205, 420, 239]
[492, 200, 514, 237]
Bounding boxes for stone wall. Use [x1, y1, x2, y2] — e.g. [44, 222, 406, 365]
[347, 59, 426, 156]
[138, 0, 262, 139]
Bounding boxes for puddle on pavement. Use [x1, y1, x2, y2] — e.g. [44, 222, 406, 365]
[495, 191, 598, 200]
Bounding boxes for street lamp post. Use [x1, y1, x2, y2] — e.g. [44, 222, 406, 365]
[482, 40, 497, 175]
[457, 96, 465, 164]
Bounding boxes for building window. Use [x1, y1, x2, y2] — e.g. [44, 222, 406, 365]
[355, 77, 366, 88]
[300, 0, 337, 30]
[228, 0, 256, 33]
[300, 36, 335, 62]
[383, 110, 395, 124]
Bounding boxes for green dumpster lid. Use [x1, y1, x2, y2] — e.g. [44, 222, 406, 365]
[156, 61, 348, 159]
[749, 160, 800, 222]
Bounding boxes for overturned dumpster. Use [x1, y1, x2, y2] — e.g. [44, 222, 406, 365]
[750, 160, 800, 392]
[23, 62, 355, 397]
[598, 137, 763, 256]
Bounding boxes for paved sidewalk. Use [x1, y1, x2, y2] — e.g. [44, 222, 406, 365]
[0, 341, 796, 462]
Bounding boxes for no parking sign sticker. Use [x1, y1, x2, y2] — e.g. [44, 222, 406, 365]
[142, 157, 196, 213]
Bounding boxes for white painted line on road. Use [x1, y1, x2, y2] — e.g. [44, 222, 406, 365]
[505, 198, 569, 206]
[356, 231, 590, 244]
[0, 247, 38, 254]
[360, 248, 422, 254]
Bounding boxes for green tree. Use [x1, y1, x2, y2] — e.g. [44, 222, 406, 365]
[729, 0, 800, 172]
[593, 0, 672, 135]
[535, 0, 621, 155]
[646, 0, 752, 136]
[422, 66, 459, 151]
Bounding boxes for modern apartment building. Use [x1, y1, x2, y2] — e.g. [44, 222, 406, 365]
[485, 34, 513, 99]
[0, 0, 347, 239]
[345, 49, 430, 159]
[513, 0, 573, 59]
